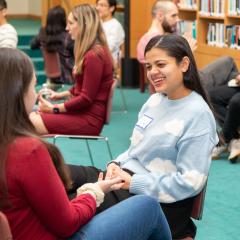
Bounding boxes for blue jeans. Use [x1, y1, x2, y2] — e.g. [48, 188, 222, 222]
[70, 195, 171, 240]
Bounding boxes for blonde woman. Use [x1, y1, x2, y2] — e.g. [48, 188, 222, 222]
[30, 4, 113, 135]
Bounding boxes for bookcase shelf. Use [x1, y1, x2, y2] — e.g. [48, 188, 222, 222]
[178, 8, 197, 12]
[178, 0, 240, 69]
[227, 15, 240, 19]
[198, 15, 225, 20]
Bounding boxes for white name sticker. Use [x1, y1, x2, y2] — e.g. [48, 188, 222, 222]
[136, 114, 153, 129]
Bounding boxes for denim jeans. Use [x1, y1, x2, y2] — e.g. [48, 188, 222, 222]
[69, 195, 171, 240]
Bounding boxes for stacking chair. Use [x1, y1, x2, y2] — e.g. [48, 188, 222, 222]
[41, 47, 61, 81]
[40, 47, 64, 90]
[113, 44, 127, 113]
[43, 80, 117, 166]
[139, 63, 147, 93]
[191, 182, 207, 220]
[180, 183, 208, 240]
[0, 212, 12, 240]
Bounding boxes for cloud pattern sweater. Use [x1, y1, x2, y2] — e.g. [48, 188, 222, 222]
[115, 91, 218, 203]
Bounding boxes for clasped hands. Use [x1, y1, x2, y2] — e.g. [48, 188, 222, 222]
[94, 163, 132, 194]
[236, 75, 240, 85]
[104, 163, 132, 190]
[37, 89, 62, 113]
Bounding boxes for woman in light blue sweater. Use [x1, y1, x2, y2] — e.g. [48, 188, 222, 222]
[69, 34, 218, 239]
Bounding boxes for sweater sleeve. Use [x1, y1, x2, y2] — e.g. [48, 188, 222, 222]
[64, 52, 104, 112]
[129, 132, 216, 203]
[20, 143, 96, 237]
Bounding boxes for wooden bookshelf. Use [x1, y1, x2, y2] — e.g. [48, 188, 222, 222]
[178, 0, 240, 69]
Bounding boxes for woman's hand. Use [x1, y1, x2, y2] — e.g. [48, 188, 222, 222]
[49, 91, 65, 101]
[110, 168, 132, 190]
[96, 172, 124, 193]
[38, 95, 54, 113]
[236, 74, 240, 85]
[105, 162, 121, 179]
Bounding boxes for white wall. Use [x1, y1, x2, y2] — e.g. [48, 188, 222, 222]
[7, 0, 41, 16]
[29, 1, 41, 16]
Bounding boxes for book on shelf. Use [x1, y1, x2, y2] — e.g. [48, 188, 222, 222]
[207, 22, 224, 47]
[178, 20, 197, 39]
[177, 0, 197, 9]
[199, 0, 225, 17]
[228, 0, 240, 15]
[225, 25, 240, 49]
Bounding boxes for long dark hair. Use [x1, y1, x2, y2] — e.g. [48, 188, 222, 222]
[144, 34, 212, 109]
[0, 0, 7, 9]
[45, 5, 67, 52]
[0, 48, 72, 209]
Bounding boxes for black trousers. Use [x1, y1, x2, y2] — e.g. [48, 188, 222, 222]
[198, 56, 240, 142]
[208, 86, 240, 142]
[67, 165, 196, 239]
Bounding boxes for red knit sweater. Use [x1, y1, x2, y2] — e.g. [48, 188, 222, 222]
[4, 137, 96, 240]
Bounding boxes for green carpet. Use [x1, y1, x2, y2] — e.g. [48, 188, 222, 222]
[11, 19, 240, 240]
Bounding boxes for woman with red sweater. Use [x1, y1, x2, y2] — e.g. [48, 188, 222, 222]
[30, 4, 114, 136]
[0, 47, 171, 239]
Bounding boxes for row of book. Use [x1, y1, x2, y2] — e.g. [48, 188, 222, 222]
[178, 20, 197, 39]
[176, 0, 197, 9]
[207, 23, 240, 48]
[228, 0, 240, 15]
[199, 0, 225, 16]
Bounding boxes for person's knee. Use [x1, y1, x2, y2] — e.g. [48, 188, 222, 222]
[220, 56, 234, 66]
[132, 195, 161, 214]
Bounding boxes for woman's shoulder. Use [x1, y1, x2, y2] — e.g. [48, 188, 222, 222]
[85, 46, 109, 61]
[188, 92, 212, 114]
[11, 136, 45, 154]
[144, 93, 165, 108]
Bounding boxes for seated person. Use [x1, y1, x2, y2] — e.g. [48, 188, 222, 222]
[0, 0, 18, 48]
[30, 5, 74, 84]
[0, 47, 171, 240]
[96, 0, 125, 66]
[136, 0, 196, 93]
[30, 5, 113, 136]
[67, 34, 218, 239]
[201, 56, 240, 162]
[137, 0, 197, 64]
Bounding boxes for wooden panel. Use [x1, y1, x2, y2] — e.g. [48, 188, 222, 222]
[195, 44, 240, 69]
[41, 0, 50, 26]
[130, 0, 155, 58]
[70, 0, 95, 6]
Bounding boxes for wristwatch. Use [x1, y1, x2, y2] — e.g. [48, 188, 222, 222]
[53, 104, 60, 114]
